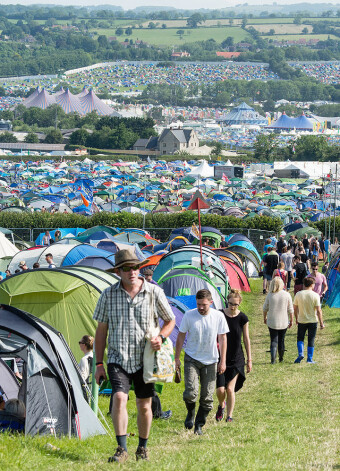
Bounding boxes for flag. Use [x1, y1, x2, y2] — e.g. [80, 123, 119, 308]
[190, 223, 200, 240]
[80, 183, 93, 208]
[222, 173, 230, 183]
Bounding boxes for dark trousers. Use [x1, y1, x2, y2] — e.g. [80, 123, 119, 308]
[268, 327, 287, 352]
[287, 271, 292, 289]
[297, 323, 317, 347]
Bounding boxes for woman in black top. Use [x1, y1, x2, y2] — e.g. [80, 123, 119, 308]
[216, 289, 252, 423]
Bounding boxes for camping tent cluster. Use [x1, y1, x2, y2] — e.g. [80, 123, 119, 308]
[23, 87, 114, 116]
[0, 224, 257, 438]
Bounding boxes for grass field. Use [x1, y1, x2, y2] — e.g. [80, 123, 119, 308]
[263, 33, 339, 41]
[249, 24, 313, 34]
[90, 26, 251, 46]
[0, 278, 339, 470]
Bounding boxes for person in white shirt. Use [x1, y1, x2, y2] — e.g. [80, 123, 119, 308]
[175, 289, 228, 435]
[78, 335, 94, 383]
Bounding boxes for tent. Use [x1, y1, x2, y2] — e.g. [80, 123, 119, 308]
[0, 267, 119, 360]
[324, 249, 340, 308]
[79, 89, 114, 116]
[187, 160, 214, 178]
[220, 102, 267, 126]
[157, 265, 225, 310]
[0, 231, 19, 258]
[8, 243, 114, 272]
[0, 305, 106, 437]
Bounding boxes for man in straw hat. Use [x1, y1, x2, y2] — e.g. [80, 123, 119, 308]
[93, 249, 175, 463]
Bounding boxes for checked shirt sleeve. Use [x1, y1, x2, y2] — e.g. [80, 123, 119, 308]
[93, 289, 109, 323]
[154, 287, 175, 322]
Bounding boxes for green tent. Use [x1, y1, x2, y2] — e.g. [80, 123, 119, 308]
[0, 267, 119, 361]
[75, 225, 119, 243]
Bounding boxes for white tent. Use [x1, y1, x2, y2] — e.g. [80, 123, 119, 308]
[187, 160, 214, 178]
[0, 232, 19, 258]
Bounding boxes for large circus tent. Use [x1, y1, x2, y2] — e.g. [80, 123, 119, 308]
[219, 102, 268, 126]
[267, 112, 314, 131]
[23, 87, 114, 116]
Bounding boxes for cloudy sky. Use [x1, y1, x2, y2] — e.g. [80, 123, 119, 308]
[4, 0, 340, 7]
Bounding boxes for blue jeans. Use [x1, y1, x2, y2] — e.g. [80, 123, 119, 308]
[297, 323, 317, 347]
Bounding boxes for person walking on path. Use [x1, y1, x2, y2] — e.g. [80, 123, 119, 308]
[175, 289, 228, 435]
[215, 289, 252, 423]
[293, 255, 308, 295]
[280, 246, 294, 290]
[93, 249, 175, 463]
[263, 278, 293, 364]
[293, 277, 325, 364]
[307, 263, 328, 299]
[272, 261, 288, 290]
[263, 247, 279, 294]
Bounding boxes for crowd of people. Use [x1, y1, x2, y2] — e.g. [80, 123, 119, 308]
[0, 242, 328, 461]
[261, 234, 326, 365]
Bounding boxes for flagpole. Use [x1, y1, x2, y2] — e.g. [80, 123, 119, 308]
[198, 200, 203, 270]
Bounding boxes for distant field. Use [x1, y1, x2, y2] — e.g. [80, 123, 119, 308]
[91, 26, 251, 46]
[263, 33, 339, 40]
[249, 23, 313, 34]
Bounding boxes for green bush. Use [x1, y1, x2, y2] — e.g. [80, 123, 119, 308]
[0, 211, 283, 233]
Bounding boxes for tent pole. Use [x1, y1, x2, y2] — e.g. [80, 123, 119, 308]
[198, 202, 203, 270]
[333, 164, 338, 244]
[91, 350, 99, 415]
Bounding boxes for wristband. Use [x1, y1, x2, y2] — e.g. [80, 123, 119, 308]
[96, 362, 103, 366]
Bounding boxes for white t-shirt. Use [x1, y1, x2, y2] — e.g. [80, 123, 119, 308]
[179, 308, 229, 365]
[78, 351, 93, 381]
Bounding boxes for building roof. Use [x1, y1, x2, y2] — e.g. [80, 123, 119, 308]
[160, 128, 193, 143]
[216, 52, 242, 58]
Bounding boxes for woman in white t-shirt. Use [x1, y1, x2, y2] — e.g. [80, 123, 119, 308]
[78, 335, 94, 383]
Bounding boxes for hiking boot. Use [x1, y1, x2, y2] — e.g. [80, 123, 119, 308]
[135, 446, 149, 461]
[184, 402, 195, 430]
[108, 446, 128, 463]
[194, 406, 210, 435]
[215, 402, 225, 422]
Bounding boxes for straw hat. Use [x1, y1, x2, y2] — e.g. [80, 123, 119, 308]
[108, 249, 149, 271]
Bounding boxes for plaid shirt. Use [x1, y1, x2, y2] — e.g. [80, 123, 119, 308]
[93, 279, 175, 373]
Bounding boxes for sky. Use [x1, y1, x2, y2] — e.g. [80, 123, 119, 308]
[4, 0, 340, 8]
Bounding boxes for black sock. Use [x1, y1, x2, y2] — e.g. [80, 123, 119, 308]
[116, 435, 127, 451]
[138, 437, 148, 449]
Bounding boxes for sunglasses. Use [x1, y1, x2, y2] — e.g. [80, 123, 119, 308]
[120, 265, 140, 272]
[228, 302, 239, 306]
[312, 268, 318, 270]
[79, 341, 84, 345]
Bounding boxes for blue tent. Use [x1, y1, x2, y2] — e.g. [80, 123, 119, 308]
[291, 114, 313, 131]
[268, 113, 295, 130]
[35, 228, 85, 245]
[325, 250, 340, 308]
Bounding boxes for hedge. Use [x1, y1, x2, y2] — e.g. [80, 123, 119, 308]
[313, 216, 340, 238]
[0, 211, 283, 234]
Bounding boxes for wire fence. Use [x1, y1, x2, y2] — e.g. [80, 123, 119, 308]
[6, 227, 340, 256]
[6, 227, 275, 255]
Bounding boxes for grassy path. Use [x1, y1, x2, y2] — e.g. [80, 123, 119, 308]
[0, 279, 339, 470]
